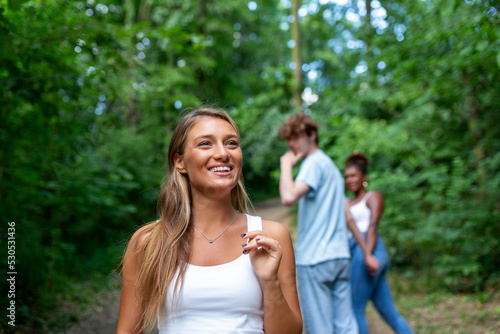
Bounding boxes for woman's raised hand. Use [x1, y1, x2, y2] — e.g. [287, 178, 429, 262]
[242, 230, 282, 281]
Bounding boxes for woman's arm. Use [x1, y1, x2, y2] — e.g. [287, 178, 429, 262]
[366, 191, 384, 254]
[345, 200, 379, 274]
[243, 221, 303, 334]
[117, 229, 147, 334]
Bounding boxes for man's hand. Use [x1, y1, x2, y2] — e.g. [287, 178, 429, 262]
[280, 151, 302, 167]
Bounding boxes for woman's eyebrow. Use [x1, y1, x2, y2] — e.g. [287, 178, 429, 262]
[192, 133, 239, 141]
[192, 134, 214, 141]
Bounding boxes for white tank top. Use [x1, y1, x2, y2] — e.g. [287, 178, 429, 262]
[349, 192, 372, 234]
[158, 214, 264, 334]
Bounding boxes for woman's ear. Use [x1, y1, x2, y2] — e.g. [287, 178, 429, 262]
[174, 153, 187, 174]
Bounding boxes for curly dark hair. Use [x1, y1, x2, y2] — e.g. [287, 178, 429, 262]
[346, 151, 368, 175]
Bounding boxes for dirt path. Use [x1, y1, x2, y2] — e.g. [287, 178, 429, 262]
[67, 198, 391, 334]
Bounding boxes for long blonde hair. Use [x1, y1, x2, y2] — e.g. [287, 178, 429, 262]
[131, 107, 252, 332]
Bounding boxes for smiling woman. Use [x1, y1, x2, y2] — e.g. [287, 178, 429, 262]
[174, 116, 243, 201]
[116, 107, 302, 334]
[345, 152, 413, 334]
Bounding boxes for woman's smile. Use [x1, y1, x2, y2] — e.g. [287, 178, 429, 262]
[208, 164, 233, 174]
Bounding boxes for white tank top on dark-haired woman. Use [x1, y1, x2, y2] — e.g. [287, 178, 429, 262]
[158, 214, 264, 334]
[349, 191, 373, 234]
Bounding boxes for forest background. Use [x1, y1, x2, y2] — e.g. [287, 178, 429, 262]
[1, 0, 499, 332]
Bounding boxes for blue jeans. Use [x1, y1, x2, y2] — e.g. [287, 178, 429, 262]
[350, 236, 413, 334]
[297, 259, 358, 334]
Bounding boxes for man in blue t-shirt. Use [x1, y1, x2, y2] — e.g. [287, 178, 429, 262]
[278, 113, 358, 334]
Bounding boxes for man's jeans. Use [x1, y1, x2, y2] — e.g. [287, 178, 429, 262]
[350, 236, 413, 334]
[297, 259, 358, 334]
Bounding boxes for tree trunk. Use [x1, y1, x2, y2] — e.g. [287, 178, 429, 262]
[124, 0, 135, 27]
[196, 0, 207, 87]
[363, 0, 372, 47]
[365, 0, 371, 26]
[138, 0, 151, 22]
[291, 0, 302, 108]
[199, 0, 206, 32]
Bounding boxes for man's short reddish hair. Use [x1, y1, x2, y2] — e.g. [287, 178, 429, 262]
[278, 113, 319, 144]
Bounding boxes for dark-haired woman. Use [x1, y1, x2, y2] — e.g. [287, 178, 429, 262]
[117, 108, 302, 334]
[345, 152, 412, 334]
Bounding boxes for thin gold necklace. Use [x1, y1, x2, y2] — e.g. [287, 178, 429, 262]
[193, 210, 239, 243]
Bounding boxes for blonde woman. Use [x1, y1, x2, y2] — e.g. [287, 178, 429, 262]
[117, 107, 302, 334]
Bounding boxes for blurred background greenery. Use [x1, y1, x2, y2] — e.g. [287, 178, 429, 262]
[1, 0, 499, 332]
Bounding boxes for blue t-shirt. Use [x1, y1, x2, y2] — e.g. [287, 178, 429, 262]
[294, 149, 350, 265]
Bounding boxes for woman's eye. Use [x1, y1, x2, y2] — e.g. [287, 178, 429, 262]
[226, 140, 240, 147]
[197, 141, 211, 147]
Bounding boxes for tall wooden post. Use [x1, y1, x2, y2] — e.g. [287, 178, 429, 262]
[291, 0, 302, 108]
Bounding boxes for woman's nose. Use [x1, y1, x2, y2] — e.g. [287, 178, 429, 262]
[213, 143, 229, 160]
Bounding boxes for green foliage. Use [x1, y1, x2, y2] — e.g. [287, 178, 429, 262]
[0, 0, 293, 330]
[302, 0, 500, 292]
[1, 0, 499, 331]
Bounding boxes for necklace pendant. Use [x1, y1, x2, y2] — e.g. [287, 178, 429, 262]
[193, 210, 239, 245]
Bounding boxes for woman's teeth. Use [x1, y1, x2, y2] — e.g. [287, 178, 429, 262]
[210, 166, 231, 172]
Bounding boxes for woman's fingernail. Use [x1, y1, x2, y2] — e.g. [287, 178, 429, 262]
[242, 244, 247, 247]
[242, 250, 247, 254]
[241, 234, 246, 237]
[256, 238, 260, 241]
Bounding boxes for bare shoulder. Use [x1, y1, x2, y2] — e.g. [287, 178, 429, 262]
[127, 221, 157, 252]
[368, 190, 384, 200]
[367, 190, 384, 208]
[262, 219, 291, 239]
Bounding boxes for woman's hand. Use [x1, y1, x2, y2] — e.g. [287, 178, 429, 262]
[242, 230, 282, 281]
[364, 253, 380, 275]
[244, 221, 302, 334]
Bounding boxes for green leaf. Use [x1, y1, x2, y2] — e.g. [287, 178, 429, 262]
[476, 40, 488, 52]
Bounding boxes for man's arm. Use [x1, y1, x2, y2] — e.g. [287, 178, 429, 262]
[279, 151, 310, 206]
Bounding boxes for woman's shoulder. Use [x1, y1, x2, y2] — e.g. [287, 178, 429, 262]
[128, 221, 158, 249]
[367, 190, 383, 199]
[261, 219, 295, 254]
[262, 219, 291, 238]
[366, 190, 384, 206]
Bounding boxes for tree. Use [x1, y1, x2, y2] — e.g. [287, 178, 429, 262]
[0, 0, 294, 330]
[299, 0, 500, 290]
